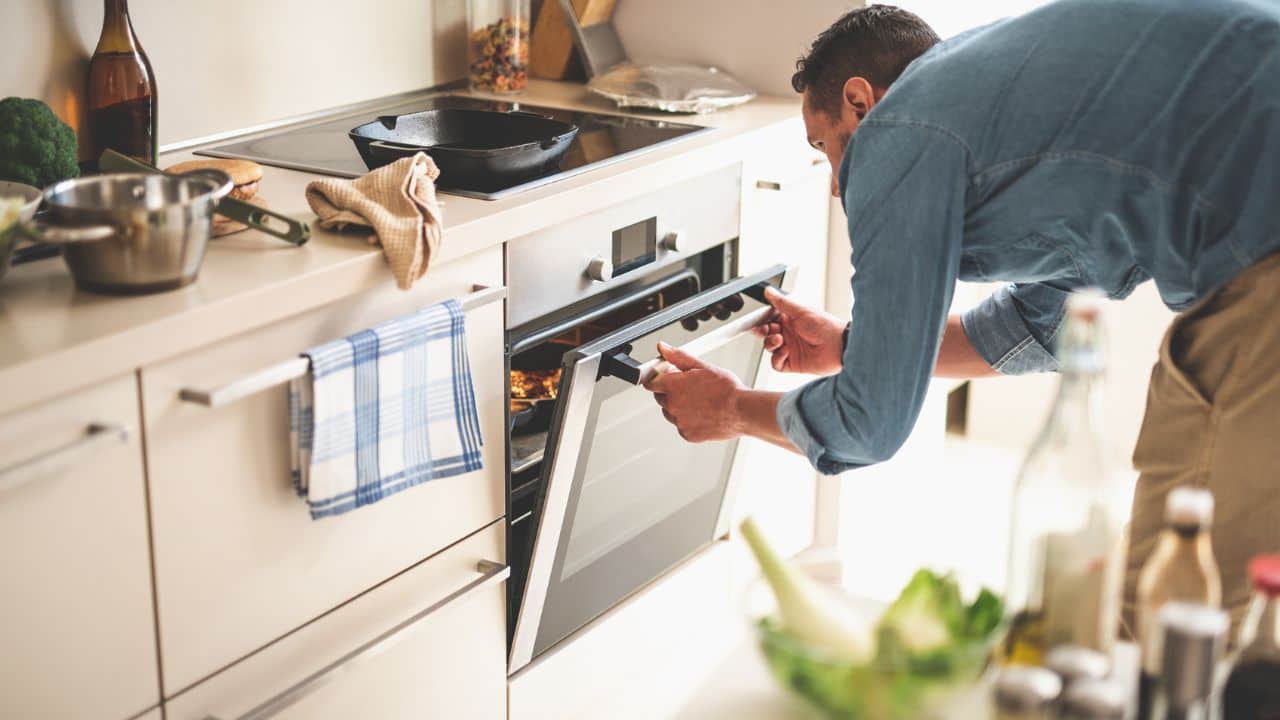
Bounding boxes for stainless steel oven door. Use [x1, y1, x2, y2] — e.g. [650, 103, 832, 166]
[509, 264, 794, 672]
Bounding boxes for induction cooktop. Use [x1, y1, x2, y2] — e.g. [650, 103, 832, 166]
[198, 94, 710, 201]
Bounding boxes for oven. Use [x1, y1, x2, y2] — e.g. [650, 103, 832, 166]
[504, 163, 794, 673]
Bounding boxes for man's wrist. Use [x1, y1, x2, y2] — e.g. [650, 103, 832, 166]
[728, 387, 751, 437]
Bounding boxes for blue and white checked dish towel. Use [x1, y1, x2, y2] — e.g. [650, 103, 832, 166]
[289, 299, 484, 519]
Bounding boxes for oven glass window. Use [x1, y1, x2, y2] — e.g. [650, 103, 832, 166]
[532, 277, 780, 657]
[560, 335, 751, 580]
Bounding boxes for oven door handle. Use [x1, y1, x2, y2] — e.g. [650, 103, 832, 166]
[603, 304, 774, 386]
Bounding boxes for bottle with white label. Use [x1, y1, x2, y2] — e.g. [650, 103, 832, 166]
[1000, 292, 1126, 667]
[1136, 487, 1221, 718]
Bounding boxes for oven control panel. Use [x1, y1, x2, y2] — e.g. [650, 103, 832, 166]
[505, 163, 742, 327]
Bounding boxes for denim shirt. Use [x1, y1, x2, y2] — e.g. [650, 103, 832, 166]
[777, 0, 1280, 475]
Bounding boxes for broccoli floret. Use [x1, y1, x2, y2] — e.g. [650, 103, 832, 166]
[0, 97, 80, 188]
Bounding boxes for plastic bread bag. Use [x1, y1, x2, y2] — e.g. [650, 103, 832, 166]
[587, 63, 756, 114]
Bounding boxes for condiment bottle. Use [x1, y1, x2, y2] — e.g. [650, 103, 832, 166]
[1002, 292, 1126, 665]
[1222, 555, 1280, 719]
[1061, 678, 1129, 720]
[88, 0, 158, 168]
[1045, 644, 1111, 691]
[993, 666, 1062, 720]
[1151, 602, 1228, 720]
[1136, 487, 1221, 718]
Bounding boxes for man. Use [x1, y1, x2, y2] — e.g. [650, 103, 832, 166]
[645, 0, 1280, 629]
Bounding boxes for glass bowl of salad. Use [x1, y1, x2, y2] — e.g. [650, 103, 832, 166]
[740, 519, 1006, 720]
[0, 181, 43, 284]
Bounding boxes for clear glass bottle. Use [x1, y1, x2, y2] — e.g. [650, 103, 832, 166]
[1137, 487, 1221, 718]
[1151, 602, 1228, 720]
[1222, 555, 1280, 719]
[87, 0, 158, 168]
[467, 0, 530, 94]
[1001, 292, 1126, 666]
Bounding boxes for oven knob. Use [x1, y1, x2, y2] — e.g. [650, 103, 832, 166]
[585, 256, 613, 283]
[662, 230, 686, 252]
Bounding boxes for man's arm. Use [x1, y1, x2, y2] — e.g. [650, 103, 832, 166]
[776, 122, 970, 474]
[936, 313, 999, 378]
[734, 389, 797, 451]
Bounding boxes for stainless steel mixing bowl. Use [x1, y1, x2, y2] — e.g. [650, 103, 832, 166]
[33, 170, 232, 294]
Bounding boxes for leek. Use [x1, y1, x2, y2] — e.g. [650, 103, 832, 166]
[739, 517, 875, 663]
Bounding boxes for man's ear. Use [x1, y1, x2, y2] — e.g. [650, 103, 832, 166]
[841, 77, 878, 120]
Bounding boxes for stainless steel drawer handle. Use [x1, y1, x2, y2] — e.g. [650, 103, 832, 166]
[755, 156, 829, 192]
[180, 285, 507, 408]
[0, 423, 130, 494]
[207, 560, 509, 720]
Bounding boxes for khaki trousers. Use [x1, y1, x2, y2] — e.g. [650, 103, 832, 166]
[1123, 252, 1280, 634]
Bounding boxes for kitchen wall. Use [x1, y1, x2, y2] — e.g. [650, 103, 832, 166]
[614, 0, 862, 98]
[1, 0, 467, 153]
[1, 0, 860, 155]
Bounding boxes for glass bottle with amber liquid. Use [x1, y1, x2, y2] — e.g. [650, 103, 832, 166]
[1000, 292, 1126, 667]
[87, 0, 158, 169]
[1135, 487, 1221, 719]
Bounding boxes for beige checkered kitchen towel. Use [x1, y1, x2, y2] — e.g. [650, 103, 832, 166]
[305, 152, 443, 290]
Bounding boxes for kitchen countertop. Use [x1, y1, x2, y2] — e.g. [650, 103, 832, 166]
[678, 629, 1139, 719]
[0, 81, 803, 416]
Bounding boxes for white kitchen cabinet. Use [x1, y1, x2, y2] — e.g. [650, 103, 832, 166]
[166, 521, 507, 720]
[738, 117, 832, 305]
[0, 374, 159, 719]
[730, 118, 830, 567]
[139, 247, 507, 694]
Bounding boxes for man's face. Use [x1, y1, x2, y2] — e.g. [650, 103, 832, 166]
[801, 86, 869, 198]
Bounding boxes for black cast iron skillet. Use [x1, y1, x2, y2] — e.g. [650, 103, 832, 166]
[349, 109, 580, 190]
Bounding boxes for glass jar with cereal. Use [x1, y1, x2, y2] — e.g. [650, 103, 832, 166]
[467, 0, 530, 94]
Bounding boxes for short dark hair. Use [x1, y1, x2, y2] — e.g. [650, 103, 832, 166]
[792, 5, 940, 115]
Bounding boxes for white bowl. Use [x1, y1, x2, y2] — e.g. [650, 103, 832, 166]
[0, 180, 42, 223]
[0, 180, 44, 284]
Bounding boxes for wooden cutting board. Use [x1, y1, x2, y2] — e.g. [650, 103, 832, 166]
[530, 0, 617, 80]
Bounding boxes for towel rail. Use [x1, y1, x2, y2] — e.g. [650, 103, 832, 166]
[205, 560, 510, 720]
[178, 285, 506, 409]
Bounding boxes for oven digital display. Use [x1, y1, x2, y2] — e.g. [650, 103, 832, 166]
[612, 218, 657, 276]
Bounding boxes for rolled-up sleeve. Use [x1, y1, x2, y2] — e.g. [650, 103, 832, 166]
[776, 121, 968, 475]
[961, 282, 1069, 374]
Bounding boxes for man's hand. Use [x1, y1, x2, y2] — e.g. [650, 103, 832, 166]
[643, 341, 745, 442]
[752, 287, 846, 375]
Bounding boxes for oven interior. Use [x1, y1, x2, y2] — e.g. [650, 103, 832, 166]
[505, 244, 733, 639]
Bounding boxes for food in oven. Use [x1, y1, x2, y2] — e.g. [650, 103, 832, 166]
[510, 368, 562, 403]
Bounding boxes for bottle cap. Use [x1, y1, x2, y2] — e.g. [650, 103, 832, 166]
[1066, 288, 1108, 316]
[1158, 602, 1229, 706]
[994, 666, 1062, 711]
[1164, 487, 1214, 528]
[1060, 289, 1107, 374]
[1250, 555, 1280, 596]
[1060, 678, 1128, 720]
[1045, 644, 1111, 686]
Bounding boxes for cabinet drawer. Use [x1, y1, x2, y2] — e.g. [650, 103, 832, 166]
[166, 521, 507, 720]
[141, 247, 505, 693]
[0, 374, 158, 719]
